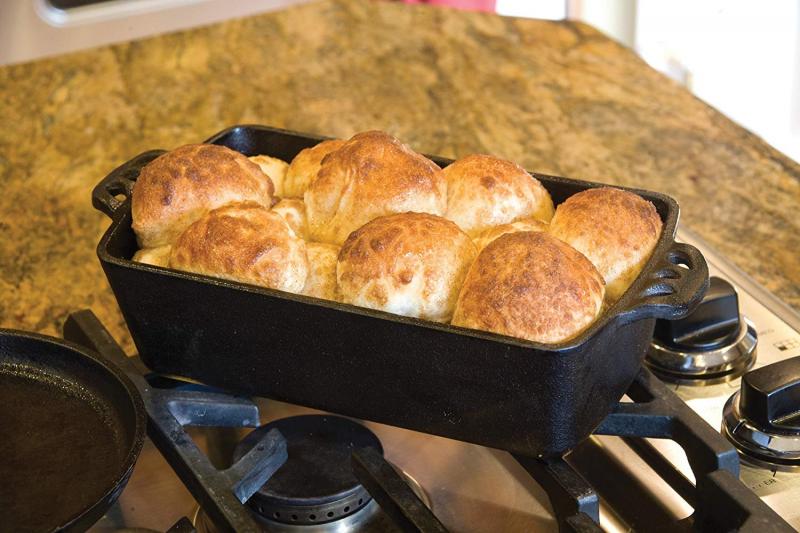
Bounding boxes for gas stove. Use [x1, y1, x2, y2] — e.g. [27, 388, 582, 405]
[85, 226, 799, 532]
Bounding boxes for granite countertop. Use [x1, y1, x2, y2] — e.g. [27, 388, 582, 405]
[1, 0, 798, 350]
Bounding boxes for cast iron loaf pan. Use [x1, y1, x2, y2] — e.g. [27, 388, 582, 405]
[92, 125, 709, 458]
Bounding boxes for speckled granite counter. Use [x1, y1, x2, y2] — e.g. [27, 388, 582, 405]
[1, 0, 798, 349]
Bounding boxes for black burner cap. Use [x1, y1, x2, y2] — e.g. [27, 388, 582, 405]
[233, 415, 382, 525]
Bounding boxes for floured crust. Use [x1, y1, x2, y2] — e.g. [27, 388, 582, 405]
[132, 245, 171, 267]
[444, 154, 554, 236]
[170, 202, 307, 293]
[305, 131, 447, 245]
[337, 212, 477, 322]
[132, 144, 273, 248]
[473, 218, 548, 251]
[272, 198, 308, 240]
[283, 139, 345, 198]
[249, 155, 289, 197]
[548, 187, 662, 302]
[302, 242, 340, 301]
[452, 232, 605, 343]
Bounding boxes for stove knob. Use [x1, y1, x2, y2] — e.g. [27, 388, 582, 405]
[646, 276, 757, 384]
[722, 356, 800, 470]
[654, 276, 740, 350]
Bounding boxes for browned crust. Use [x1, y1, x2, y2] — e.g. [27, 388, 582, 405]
[169, 202, 307, 293]
[548, 187, 662, 302]
[283, 139, 345, 198]
[132, 144, 274, 248]
[337, 212, 477, 321]
[443, 154, 554, 236]
[305, 131, 447, 245]
[452, 231, 605, 343]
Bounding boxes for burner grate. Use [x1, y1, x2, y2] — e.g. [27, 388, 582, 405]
[516, 369, 792, 532]
[63, 310, 792, 532]
[64, 310, 445, 533]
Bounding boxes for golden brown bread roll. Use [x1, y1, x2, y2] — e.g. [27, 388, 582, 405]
[132, 144, 273, 248]
[452, 232, 605, 343]
[337, 213, 477, 322]
[271, 198, 308, 240]
[473, 218, 548, 251]
[305, 131, 447, 245]
[302, 242, 340, 301]
[170, 202, 308, 293]
[548, 187, 662, 302]
[444, 154, 554, 236]
[249, 155, 289, 197]
[283, 139, 345, 198]
[132, 245, 171, 267]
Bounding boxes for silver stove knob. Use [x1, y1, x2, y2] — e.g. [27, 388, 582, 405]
[722, 355, 800, 471]
[646, 276, 757, 385]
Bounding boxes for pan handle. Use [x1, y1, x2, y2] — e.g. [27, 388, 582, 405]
[92, 150, 165, 219]
[621, 241, 709, 322]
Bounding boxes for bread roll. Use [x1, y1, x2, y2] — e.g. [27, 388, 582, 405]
[337, 213, 477, 322]
[132, 245, 171, 267]
[452, 232, 604, 343]
[549, 187, 662, 302]
[132, 144, 273, 248]
[170, 203, 307, 293]
[272, 198, 308, 240]
[249, 155, 289, 197]
[302, 242, 340, 301]
[283, 139, 345, 198]
[305, 131, 447, 245]
[444, 154, 554, 236]
[473, 218, 548, 251]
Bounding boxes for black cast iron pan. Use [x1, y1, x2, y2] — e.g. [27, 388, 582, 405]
[91, 124, 709, 458]
[0, 329, 146, 532]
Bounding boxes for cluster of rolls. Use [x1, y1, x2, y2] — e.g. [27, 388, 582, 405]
[131, 130, 662, 344]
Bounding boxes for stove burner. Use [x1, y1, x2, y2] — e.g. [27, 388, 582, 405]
[647, 276, 757, 385]
[233, 415, 381, 526]
[722, 356, 800, 471]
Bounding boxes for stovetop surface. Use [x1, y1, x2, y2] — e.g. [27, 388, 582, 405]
[90, 227, 800, 532]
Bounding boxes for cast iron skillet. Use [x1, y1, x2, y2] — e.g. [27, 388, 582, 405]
[91, 124, 709, 458]
[0, 330, 146, 532]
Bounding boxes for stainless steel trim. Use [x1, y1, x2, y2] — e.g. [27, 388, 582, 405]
[35, 0, 206, 27]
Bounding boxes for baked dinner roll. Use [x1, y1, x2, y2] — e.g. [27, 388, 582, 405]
[272, 198, 308, 240]
[283, 139, 345, 198]
[132, 245, 171, 267]
[444, 154, 554, 236]
[337, 213, 477, 322]
[549, 187, 662, 302]
[132, 144, 273, 248]
[302, 242, 340, 301]
[452, 232, 605, 343]
[473, 218, 548, 251]
[170, 203, 308, 293]
[249, 155, 289, 197]
[305, 131, 447, 245]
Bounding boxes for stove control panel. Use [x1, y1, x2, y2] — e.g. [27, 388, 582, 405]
[651, 228, 800, 527]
